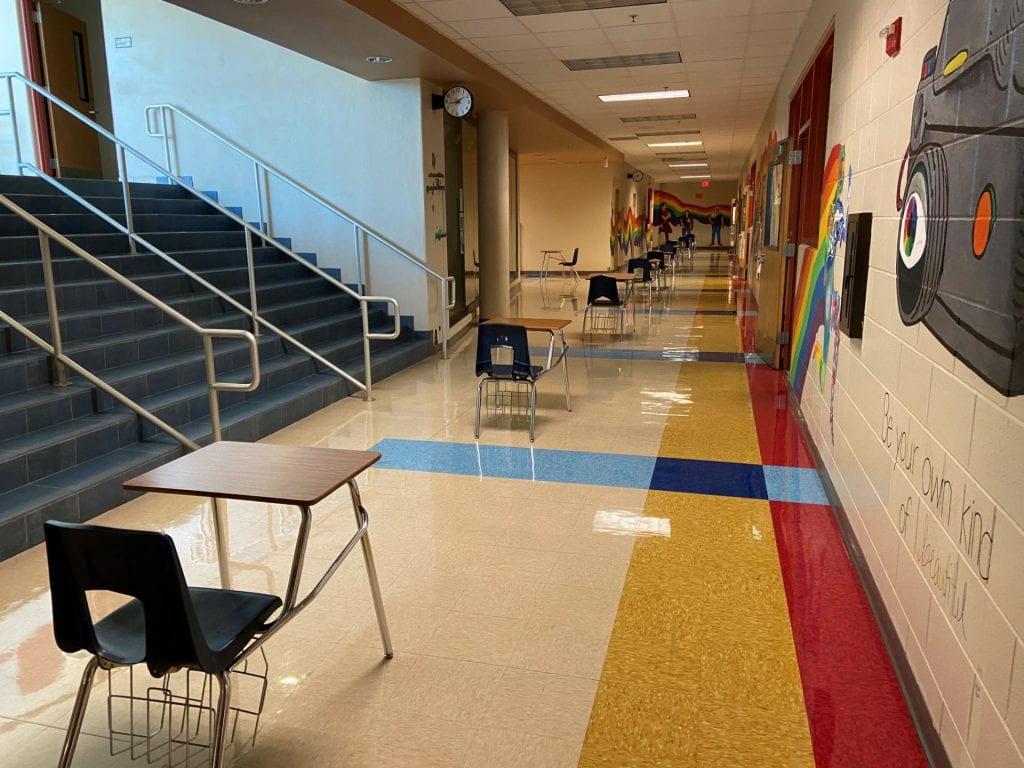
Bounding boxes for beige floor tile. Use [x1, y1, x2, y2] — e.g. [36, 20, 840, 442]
[416, 610, 527, 665]
[479, 667, 598, 742]
[463, 728, 580, 768]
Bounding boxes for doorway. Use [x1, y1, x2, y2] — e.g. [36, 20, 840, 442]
[751, 30, 833, 370]
[19, 0, 115, 179]
[443, 112, 480, 324]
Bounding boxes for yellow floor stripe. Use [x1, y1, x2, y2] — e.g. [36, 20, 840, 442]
[578, 283, 814, 768]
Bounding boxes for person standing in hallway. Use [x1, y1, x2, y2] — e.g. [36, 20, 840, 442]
[710, 211, 724, 246]
[658, 203, 673, 243]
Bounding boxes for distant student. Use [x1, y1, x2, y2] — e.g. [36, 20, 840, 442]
[710, 211, 724, 246]
[658, 203, 673, 243]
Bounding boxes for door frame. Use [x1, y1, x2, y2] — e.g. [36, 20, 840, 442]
[17, 0, 55, 175]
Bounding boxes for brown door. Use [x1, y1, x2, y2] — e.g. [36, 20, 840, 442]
[38, 3, 102, 178]
[753, 139, 796, 368]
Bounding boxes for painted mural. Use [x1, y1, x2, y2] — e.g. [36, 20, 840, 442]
[895, 0, 1024, 397]
[789, 144, 850, 446]
[610, 206, 644, 261]
[652, 190, 732, 227]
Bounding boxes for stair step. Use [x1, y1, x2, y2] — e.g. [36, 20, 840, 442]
[0, 412, 137, 494]
[0, 441, 182, 559]
[0, 176, 195, 199]
[0, 384, 94, 441]
[0, 212, 241, 236]
[0, 193, 216, 216]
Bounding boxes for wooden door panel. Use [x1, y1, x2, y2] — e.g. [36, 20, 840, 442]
[39, 4, 102, 177]
[753, 140, 796, 368]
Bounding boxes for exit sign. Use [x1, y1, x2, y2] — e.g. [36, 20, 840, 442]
[701, 180, 710, 188]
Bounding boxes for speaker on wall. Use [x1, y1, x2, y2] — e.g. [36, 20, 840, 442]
[839, 212, 872, 338]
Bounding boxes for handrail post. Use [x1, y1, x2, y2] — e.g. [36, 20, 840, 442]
[115, 145, 136, 254]
[160, 105, 172, 178]
[253, 159, 266, 236]
[39, 232, 69, 386]
[6, 77, 22, 174]
[353, 225, 363, 293]
[203, 335, 223, 442]
[244, 228, 259, 336]
[441, 278, 450, 359]
[360, 301, 373, 401]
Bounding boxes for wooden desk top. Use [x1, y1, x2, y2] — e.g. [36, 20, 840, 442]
[124, 441, 381, 506]
[596, 272, 638, 281]
[484, 317, 572, 332]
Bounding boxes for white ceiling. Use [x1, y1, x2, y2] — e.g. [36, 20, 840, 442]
[395, 0, 812, 181]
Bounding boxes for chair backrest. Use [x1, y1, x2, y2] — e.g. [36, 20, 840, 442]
[565, 248, 579, 266]
[45, 521, 214, 677]
[626, 257, 651, 282]
[587, 275, 620, 306]
[646, 251, 665, 268]
[475, 323, 533, 379]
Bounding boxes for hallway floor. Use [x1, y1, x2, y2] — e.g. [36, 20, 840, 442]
[0, 254, 929, 767]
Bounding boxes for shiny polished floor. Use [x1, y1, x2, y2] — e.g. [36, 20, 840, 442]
[0, 254, 928, 767]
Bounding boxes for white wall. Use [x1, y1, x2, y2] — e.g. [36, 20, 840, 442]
[745, 2, 1024, 766]
[0, 0, 37, 174]
[519, 160, 616, 273]
[99, 0, 441, 331]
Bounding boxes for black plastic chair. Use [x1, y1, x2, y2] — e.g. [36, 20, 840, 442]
[557, 248, 581, 282]
[475, 323, 547, 441]
[583, 275, 625, 340]
[45, 520, 282, 768]
[647, 250, 667, 289]
[627, 257, 654, 304]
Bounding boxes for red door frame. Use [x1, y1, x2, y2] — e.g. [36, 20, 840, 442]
[16, 0, 55, 175]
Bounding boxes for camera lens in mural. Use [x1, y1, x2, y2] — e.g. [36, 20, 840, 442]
[896, 154, 945, 325]
[972, 185, 995, 258]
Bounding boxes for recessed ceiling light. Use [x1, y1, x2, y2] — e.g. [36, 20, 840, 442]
[668, 162, 708, 168]
[598, 89, 690, 103]
[679, 174, 711, 179]
[233, 0, 269, 4]
[648, 140, 702, 148]
[366, 55, 393, 64]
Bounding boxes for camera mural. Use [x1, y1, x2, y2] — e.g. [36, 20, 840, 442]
[895, 0, 1024, 396]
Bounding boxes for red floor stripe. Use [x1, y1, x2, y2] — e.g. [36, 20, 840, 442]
[745, 363, 929, 767]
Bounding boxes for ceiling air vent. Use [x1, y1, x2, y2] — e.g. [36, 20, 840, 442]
[620, 114, 696, 123]
[501, 0, 665, 15]
[635, 130, 700, 137]
[563, 51, 681, 71]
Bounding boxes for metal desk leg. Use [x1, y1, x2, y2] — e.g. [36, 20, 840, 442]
[348, 480, 393, 658]
[560, 330, 572, 412]
[57, 657, 100, 768]
[212, 497, 232, 590]
[545, 333, 555, 370]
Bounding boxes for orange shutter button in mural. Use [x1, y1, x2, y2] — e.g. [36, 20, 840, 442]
[972, 185, 995, 258]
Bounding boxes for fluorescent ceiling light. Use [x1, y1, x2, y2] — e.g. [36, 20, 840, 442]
[668, 162, 708, 168]
[598, 89, 690, 103]
[679, 174, 711, 179]
[648, 140, 702, 147]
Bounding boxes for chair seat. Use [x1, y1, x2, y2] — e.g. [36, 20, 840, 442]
[93, 587, 282, 672]
[482, 365, 544, 380]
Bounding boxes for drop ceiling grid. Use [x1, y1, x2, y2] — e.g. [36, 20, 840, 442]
[398, 0, 811, 179]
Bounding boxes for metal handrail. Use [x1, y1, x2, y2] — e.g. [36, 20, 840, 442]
[143, 102, 456, 356]
[0, 72, 405, 397]
[17, 162, 371, 395]
[0, 193, 261, 448]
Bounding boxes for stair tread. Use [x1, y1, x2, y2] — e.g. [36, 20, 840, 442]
[0, 383, 92, 415]
[0, 412, 131, 457]
[0, 441, 179, 522]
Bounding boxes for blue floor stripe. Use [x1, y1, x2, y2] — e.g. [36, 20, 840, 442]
[371, 439, 828, 504]
[529, 347, 766, 364]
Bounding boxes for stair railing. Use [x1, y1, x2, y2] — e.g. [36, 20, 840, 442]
[0, 72, 410, 400]
[143, 103, 456, 357]
[0, 193, 261, 449]
[17, 162, 375, 400]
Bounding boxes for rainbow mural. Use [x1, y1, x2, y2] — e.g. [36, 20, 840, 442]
[652, 190, 732, 226]
[789, 145, 850, 416]
[610, 206, 644, 260]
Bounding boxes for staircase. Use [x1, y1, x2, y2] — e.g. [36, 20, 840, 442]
[0, 174, 434, 560]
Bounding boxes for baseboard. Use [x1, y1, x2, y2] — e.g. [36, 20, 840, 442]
[787, 389, 952, 768]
